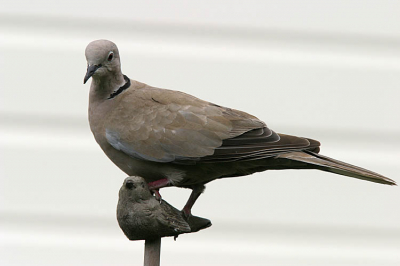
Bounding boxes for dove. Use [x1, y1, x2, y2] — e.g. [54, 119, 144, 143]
[85, 39, 396, 218]
[117, 176, 211, 240]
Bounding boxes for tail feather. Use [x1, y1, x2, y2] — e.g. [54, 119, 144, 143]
[277, 151, 396, 186]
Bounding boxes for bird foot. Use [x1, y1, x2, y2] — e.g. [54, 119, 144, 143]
[148, 178, 170, 203]
[181, 206, 192, 221]
[152, 189, 162, 203]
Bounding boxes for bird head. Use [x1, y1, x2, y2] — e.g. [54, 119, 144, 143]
[84, 39, 121, 84]
[119, 176, 152, 202]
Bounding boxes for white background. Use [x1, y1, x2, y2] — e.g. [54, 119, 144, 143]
[1, 1, 400, 265]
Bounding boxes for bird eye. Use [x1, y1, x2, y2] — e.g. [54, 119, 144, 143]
[107, 52, 114, 61]
[126, 180, 135, 189]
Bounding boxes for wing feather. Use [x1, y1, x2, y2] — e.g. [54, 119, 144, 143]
[105, 86, 318, 164]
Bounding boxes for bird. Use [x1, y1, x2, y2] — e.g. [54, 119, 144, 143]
[84, 39, 396, 218]
[117, 176, 211, 240]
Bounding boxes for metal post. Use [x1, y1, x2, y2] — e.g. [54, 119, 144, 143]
[144, 237, 161, 266]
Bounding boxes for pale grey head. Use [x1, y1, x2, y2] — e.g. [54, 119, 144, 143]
[84, 39, 122, 84]
[119, 176, 152, 202]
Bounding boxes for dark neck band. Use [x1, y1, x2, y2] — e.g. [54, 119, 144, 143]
[108, 75, 131, 99]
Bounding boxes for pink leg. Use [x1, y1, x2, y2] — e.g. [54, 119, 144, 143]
[182, 185, 205, 219]
[148, 178, 171, 190]
[148, 178, 171, 202]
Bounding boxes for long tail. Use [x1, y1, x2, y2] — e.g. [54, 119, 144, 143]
[277, 151, 396, 185]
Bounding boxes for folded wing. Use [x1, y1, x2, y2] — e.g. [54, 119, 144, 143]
[105, 87, 318, 164]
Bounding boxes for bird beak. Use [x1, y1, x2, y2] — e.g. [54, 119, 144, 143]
[84, 64, 102, 84]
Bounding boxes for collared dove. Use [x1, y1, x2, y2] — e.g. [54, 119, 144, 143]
[117, 176, 211, 240]
[84, 39, 396, 218]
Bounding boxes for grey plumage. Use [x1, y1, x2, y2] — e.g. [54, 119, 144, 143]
[86, 40, 396, 217]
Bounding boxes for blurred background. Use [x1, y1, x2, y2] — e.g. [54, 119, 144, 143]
[1, 1, 400, 265]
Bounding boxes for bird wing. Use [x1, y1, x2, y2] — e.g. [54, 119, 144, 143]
[157, 201, 191, 234]
[105, 85, 318, 164]
[199, 132, 320, 163]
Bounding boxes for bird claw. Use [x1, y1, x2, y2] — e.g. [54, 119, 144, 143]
[181, 207, 192, 221]
[152, 189, 162, 203]
[147, 179, 171, 204]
